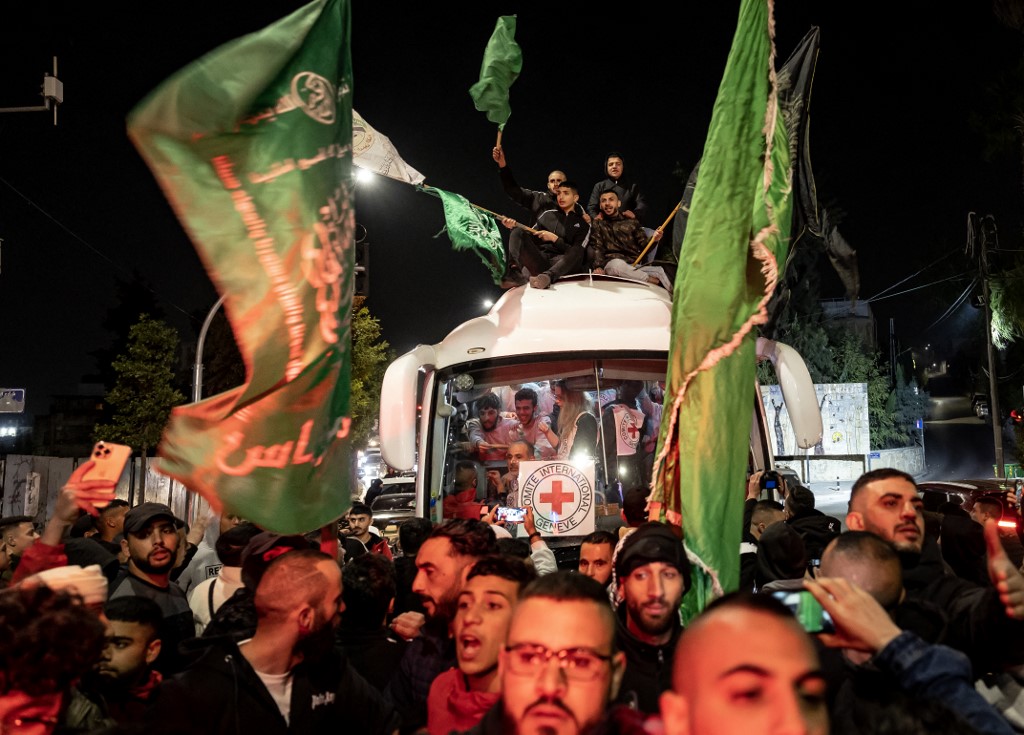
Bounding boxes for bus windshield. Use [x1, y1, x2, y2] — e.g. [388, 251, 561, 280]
[428, 356, 667, 529]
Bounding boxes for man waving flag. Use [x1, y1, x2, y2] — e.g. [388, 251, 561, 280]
[128, 0, 355, 534]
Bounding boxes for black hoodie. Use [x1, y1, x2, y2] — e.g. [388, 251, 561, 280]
[613, 603, 682, 715]
[144, 635, 398, 735]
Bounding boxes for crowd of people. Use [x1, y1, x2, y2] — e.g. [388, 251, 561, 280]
[3, 461, 1024, 734]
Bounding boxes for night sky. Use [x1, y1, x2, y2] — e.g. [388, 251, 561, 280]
[1, 2, 1020, 418]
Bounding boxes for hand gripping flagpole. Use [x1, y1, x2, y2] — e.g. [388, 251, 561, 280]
[632, 201, 682, 266]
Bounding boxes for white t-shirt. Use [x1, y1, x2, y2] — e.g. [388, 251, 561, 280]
[239, 640, 293, 725]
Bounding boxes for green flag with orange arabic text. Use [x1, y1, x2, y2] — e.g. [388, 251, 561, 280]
[649, 0, 794, 622]
[128, 0, 354, 534]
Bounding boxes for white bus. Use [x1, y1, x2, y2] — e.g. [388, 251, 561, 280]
[377, 274, 821, 560]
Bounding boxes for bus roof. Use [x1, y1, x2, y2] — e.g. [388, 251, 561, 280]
[429, 275, 672, 370]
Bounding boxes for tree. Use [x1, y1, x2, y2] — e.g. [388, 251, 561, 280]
[350, 296, 391, 449]
[94, 314, 186, 502]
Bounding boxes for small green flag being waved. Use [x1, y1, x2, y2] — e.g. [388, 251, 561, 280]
[469, 15, 522, 140]
[128, 0, 355, 534]
[421, 186, 506, 285]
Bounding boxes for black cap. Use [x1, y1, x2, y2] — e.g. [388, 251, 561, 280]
[615, 522, 691, 592]
[240, 531, 312, 589]
[122, 503, 183, 536]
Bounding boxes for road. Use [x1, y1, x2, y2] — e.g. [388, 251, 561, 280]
[921, 395, 1003, 480]
[810, 392, 1014, 527]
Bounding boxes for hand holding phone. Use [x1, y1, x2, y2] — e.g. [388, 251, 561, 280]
[802, 578, 903, 654]
[66, 441, 130, 515]
[496, 506, 527, 523]
[772, 590, 834, 634]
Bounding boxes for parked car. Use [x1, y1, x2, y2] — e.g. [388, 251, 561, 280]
[379, 474, 416, 496]
[370, 492, 416, 546]
[917, 478, 1023, 566]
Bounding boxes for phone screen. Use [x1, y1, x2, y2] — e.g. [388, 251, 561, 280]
[771, 590, 834, 634]
[496, 507, 527, 523]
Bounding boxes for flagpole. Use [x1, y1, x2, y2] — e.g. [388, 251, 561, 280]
[632, 201, 682, 266]
[418, 183, 540, 234]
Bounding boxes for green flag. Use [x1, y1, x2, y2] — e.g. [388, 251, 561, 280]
[128, 0, 354, 534]
[650, 0, 794, 621]
[421, 185, 506, 285]
[468, 15, 522, 129]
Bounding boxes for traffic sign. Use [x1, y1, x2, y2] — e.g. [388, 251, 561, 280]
[0, 389, 25, 413]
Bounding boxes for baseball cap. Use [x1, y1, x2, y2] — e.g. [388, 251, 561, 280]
[614, 521, 691, 591]
[240, 531, 313, 589]
[122, 502, 184, 536]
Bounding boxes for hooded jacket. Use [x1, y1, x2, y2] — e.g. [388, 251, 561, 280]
[902, 536, 1024, 675]
[613, 603, 682, 715]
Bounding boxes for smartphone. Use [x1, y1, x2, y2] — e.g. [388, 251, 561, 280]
[82, 441, 132, 484]
[760, 470, 781, 492]
[772, 590, 834, 634]
[496, 506, 527, 523]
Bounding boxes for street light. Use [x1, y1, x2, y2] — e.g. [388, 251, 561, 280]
[192, 294, 227, 403]
[184, 294, 226, 525]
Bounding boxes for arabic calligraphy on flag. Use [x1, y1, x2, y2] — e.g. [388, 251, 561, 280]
[352, 109, 425, 185]
[128, 0, 355, 534]
[420, 185, 506, 285]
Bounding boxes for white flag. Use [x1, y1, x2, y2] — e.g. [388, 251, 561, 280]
[352, 110, 425, 185]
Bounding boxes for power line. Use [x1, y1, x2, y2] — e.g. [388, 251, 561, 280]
[864, 246, 961, 302]
[923, 278, 977, 332]
[865, 273, 969, 303]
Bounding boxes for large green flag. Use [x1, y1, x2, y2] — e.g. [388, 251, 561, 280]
[649, 0, 794, 621]
[421, 185, 506, 285]
[128, 0, 354, 534]
[468, 16, 522, 130]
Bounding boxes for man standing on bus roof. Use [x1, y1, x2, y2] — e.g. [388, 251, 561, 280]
[501, 181, 590, 291]
[586, 152, 648, 223]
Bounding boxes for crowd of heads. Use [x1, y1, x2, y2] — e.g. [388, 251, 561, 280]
[2, 461, 1024, 735]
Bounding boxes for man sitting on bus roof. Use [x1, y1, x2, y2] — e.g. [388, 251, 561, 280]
[590, 189, 672, 293]
[491, 146, 585, 288]
[500, 181, 590, 291]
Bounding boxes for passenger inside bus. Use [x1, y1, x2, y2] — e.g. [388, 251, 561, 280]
[547, 379, 599, 461]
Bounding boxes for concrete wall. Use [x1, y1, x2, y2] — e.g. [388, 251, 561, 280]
[761, 383, 870, 457]
[1, 455, 191, 524]
[763, 383, 925, 482]
[868, 446, 926, 476]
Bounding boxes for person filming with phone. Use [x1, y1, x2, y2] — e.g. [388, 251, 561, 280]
[804, 531, 1015, 735]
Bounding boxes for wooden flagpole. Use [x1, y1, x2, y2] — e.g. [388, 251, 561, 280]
[632, 201, 682, 266]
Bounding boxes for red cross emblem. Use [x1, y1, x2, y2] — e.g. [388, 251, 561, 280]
[539, 480, 575, 516]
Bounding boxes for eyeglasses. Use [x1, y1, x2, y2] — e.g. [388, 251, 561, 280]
[505, 643, 613, 681]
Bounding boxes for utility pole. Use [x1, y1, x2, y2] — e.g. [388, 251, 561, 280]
[973, 213, 1004, 477]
